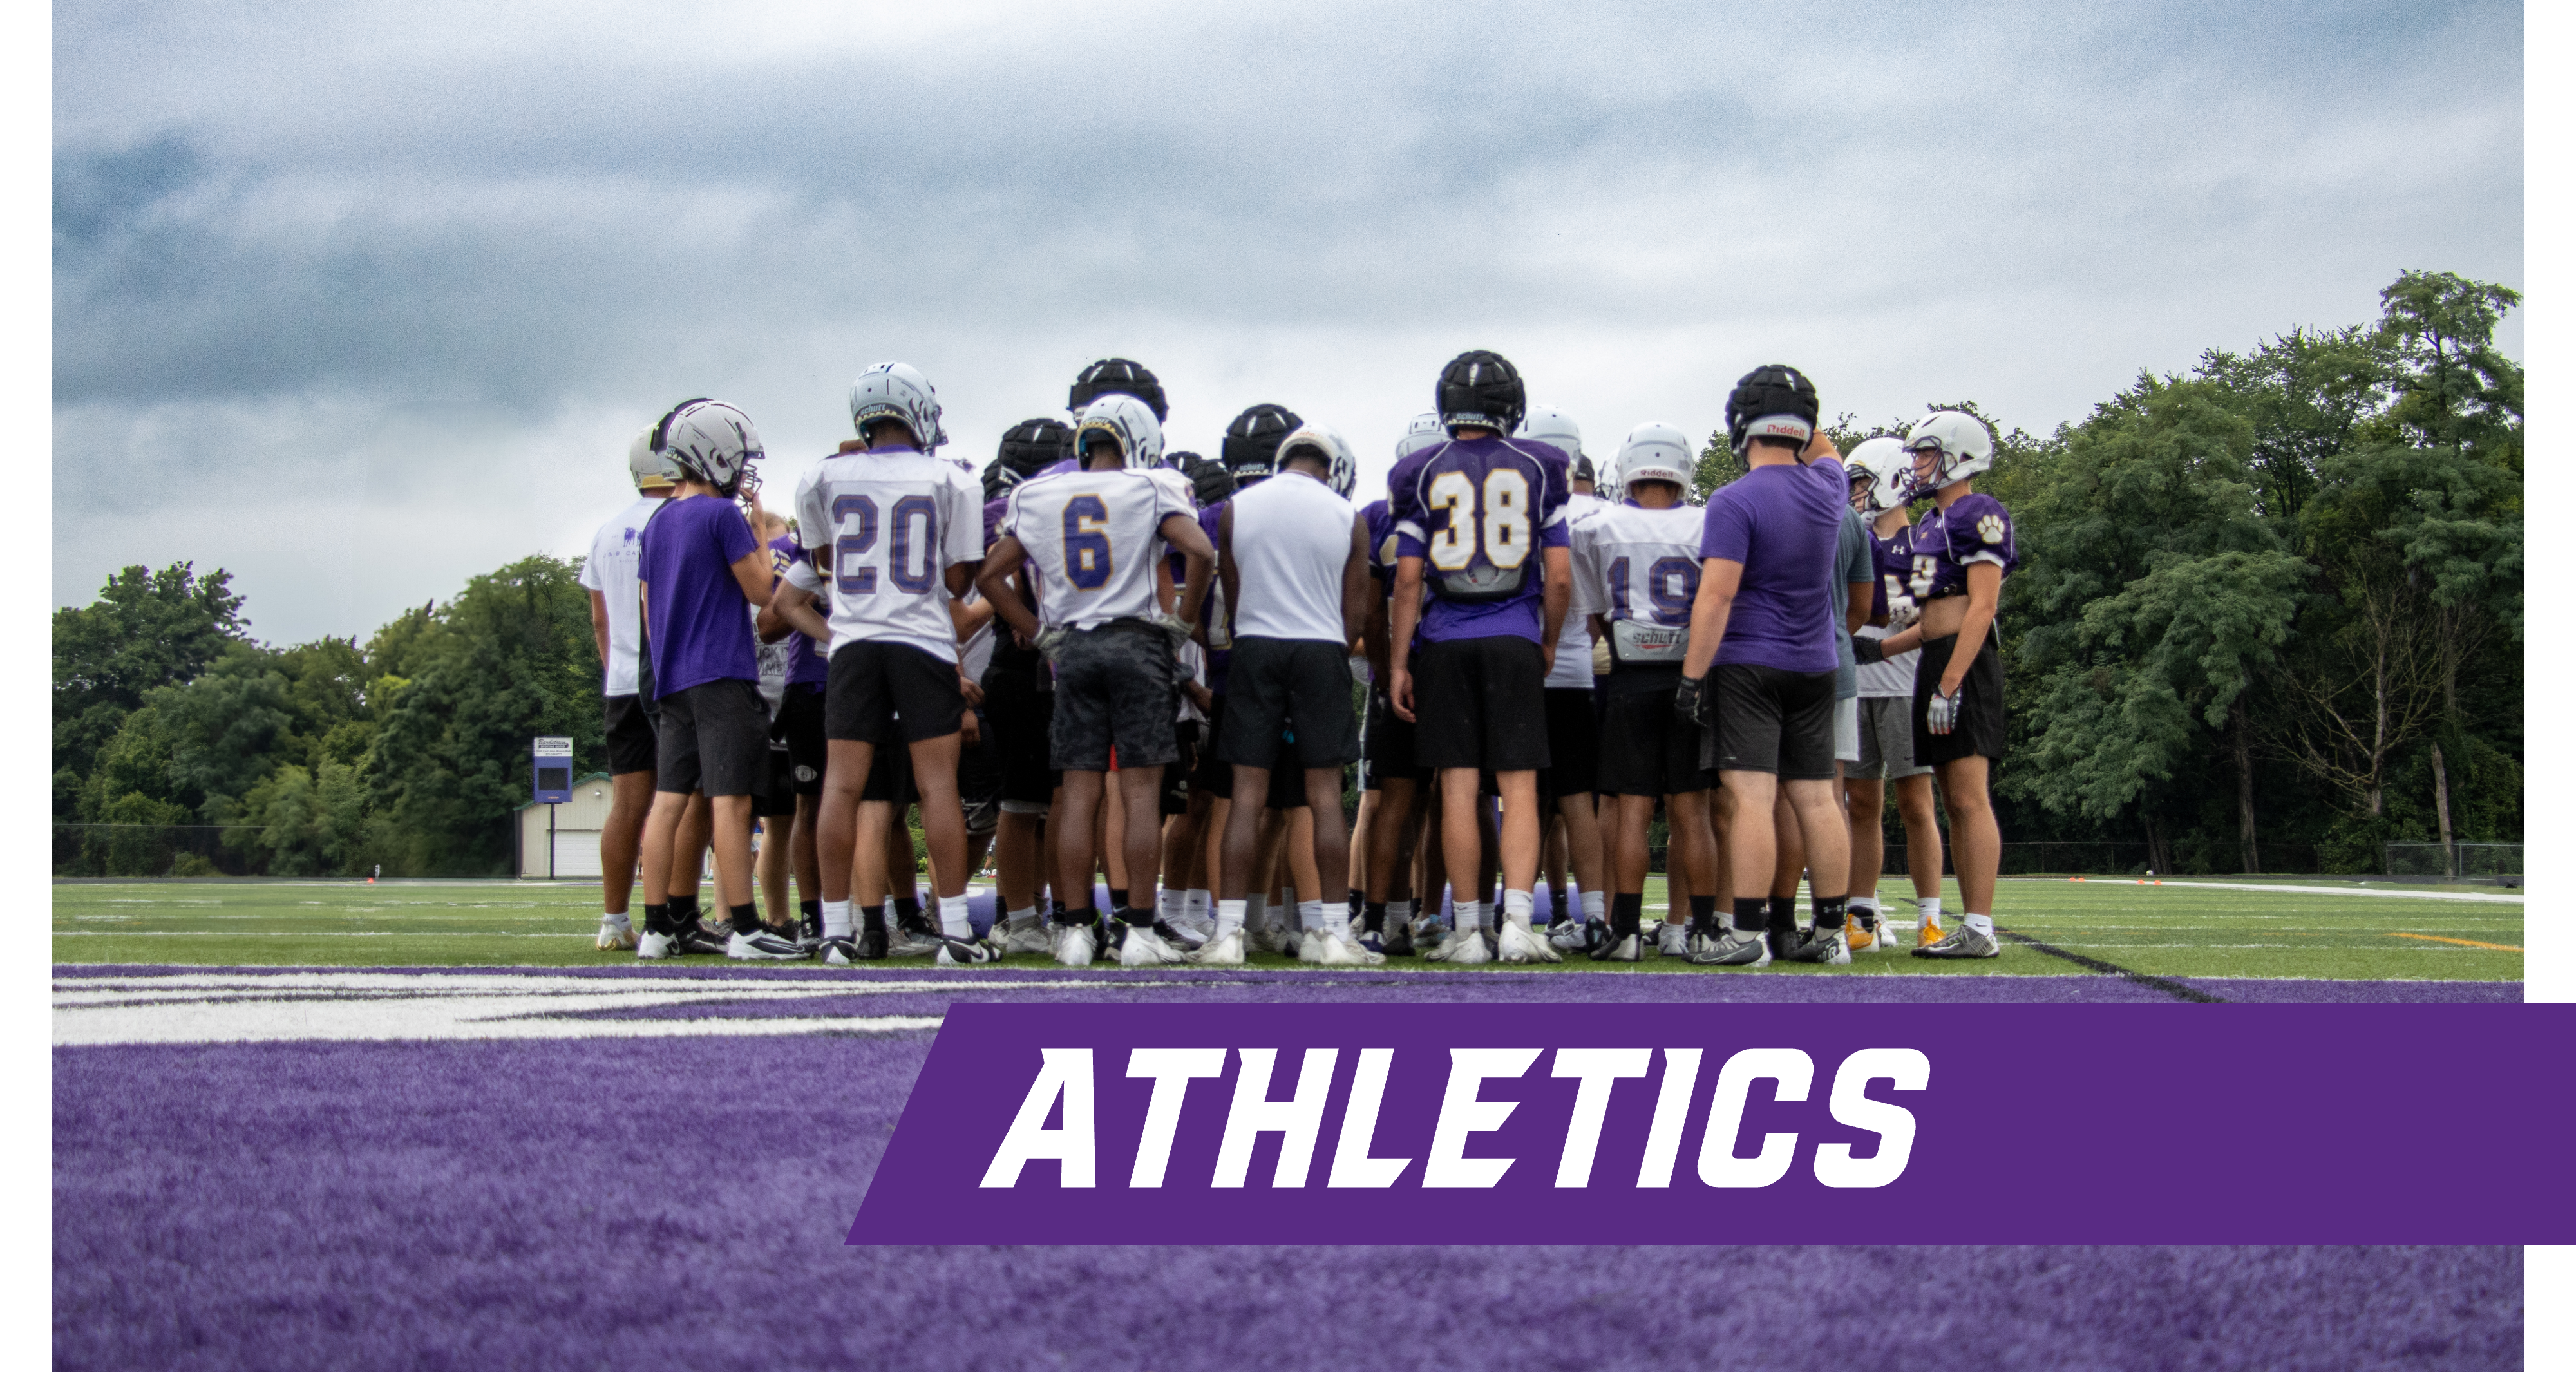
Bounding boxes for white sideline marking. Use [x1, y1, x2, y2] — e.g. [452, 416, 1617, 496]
[2110, 880, 2523, 904]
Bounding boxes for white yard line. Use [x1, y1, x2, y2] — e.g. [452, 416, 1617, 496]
[2091, 880, 2524, 904]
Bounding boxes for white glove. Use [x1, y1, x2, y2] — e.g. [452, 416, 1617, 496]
[1886, 598, 1920, 632]
[1151, 612, 1194, 652]
[1034, 625, 1071, 662]
[1926, 685, 1962, 735]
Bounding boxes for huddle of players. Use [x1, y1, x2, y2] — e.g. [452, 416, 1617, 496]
[580, 348, 2016, 969]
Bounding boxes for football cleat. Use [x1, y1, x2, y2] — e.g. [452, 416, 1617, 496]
[1497, 922, 1562, 963]
[1296, 930, 1325, 963]
[1690, 927, 1772, 967]
[727, 927, 808, 961]
[1317, 932, 1386, 967]
[1656, 921, 1690, 958]
[1915, 914, 1944, 949]
[936, 936, 1005, 967]
[1155, 918, 1208, 951]
[819, 936, 862, 965]
[1189, 929, 1246, 965]
[1848, 914, 1877, 952]
[1912, 923, 2000, 959]
[1354, 929, 1389, 958]
[1592, 931, 1643, 962]
[1548, 918, 1591, 953]
[676, 920, 730, 956]
[636, 930, 677, 960]
[1786, 925, 1852, 965]
[1247, 922, 1291, 956]
[1426, 927, 1492, 965]
[857, 923, 889, 960]
[887, 918, 943, 958]
[1119, 923, 1186, 967]
[596, 918, 638, 951]
[1054, 922, 1097, 968]
[1001, 920, 1053, 957]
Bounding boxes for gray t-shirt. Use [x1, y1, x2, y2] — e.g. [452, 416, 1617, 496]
[1832, 507, 1871, 700]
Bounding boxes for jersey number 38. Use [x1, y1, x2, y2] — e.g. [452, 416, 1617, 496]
[1425, 469, 1532, 571]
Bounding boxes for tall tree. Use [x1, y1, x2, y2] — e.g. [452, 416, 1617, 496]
[51, 563, 247, 815]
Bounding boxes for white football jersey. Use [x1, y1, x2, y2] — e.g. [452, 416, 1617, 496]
[792, 446, 985, 663]
[1547, 491, 1609, 686]
[1570, 502, 1707, 666]
[1005, 466, 1196, 629]
[578, 494, 666, 696]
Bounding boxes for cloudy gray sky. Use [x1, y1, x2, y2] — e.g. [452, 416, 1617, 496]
[53, 0, 2523, 646]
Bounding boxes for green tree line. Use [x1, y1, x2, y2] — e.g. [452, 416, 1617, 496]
[55, 269, 2519, 878]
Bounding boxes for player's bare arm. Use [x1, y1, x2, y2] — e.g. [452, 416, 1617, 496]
[761, 578, 828, 644]
[1160, 511, 1215, 627]
[1215, 503, 1240, 643]
[588, 589, 612, 667]
[1388, 555, 1425, 722]
[975, 536, 1039, 642]
[1340, 513, 1372, 647]
[1539, 544, 1571, 665]
[1363, 584, 1392, 687]
[1679, 557, 1745, 679]
[1847, 576, 1873, 636]
[728, 549, 775, 609]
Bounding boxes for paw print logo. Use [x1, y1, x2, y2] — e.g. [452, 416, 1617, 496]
[1977, 514, 2005, 545]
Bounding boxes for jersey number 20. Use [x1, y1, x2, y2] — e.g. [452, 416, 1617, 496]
[832, 494, 939, 595]
[1425, 469, 1532, 571]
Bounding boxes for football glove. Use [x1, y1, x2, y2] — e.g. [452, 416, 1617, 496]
[1034, 625, 1072, 662]
[1851, 636, 1886, 665]
[1887, 599, 1920, 631]
[1151, 611, 1194, 653]
[1926, 684, 1963, 735]
[1672, 674, 1709, 727]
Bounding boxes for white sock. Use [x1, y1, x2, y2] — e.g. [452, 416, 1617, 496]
[822, 900, 854, 939]
[1298, 899, 1326, 931]
[1215, 899, 1247, 940]
[938, 894, 972, 939]
[1244, 893, 1267, 929]
[1581, 890, 1605, 922]
[1456, 900, 1486, 932]
[1917, 896, 1944, 925]
[1964, 913, 1994, 936]
[881, 899, 900, 929]
[1185, 889, 1211, 923]
[601, 910, 632, 929]
[1502, 889, 1535, 930]
[1159, 889, 1186, 922]
[1007, 904, 1039, 931]
[1388, 899, 1414, 927]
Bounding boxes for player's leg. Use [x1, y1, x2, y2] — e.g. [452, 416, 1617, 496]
[1050, 770, 1107, 965]
[1542, 684, 1607, 935]
[667, 791, 710, 931]
[598, 767, 653, 951]
[1895, 772, 1945, 941]
[1842, 774, 1886, 949]
[1698, 766, 1778, 966]
[1347, 787, 1376, 935]
[1768, 789, 1804, 952]
[909, 727, 996, 964]
[1541, 816, 1569, 925]
[1780, 671, 1855, 965]
[1667, 786, 1719, 954]
[1920, 755, 2000, 958]
[1602, 791, 1656, 960]
[696, 681, 802, 960]
[1481, 637, 1557, 963]
[1364, 774, 1419, 951]
[1101, 771, 1126, 914]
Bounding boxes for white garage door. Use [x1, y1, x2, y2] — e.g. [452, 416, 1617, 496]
[538, 830, 604, 878]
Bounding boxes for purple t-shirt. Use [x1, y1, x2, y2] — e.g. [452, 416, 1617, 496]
[1389, 435, 1572, 645]
[1697, 457, 1847, 674]
[765, 534, 828, 688]
[638, 495, 759, 696]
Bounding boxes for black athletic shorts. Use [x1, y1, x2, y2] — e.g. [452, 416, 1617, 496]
[862, 734, 918, 806]
[1162, 721, 1198, 816]
[981, 642, 1059, 808]
[773, 683, 826, 797]
[1913, 630, 2007, 764]
[1702, 662, 1837, 781]
[654, 678, 768, 798]
[1412, 634, 1551, 773]
[1361, 690, 1426, 791]
[752, 741, 799, 819]
[1050, 621, 1180, 772]
[1596, 668, 1712, 797]
[958, 706, 1003, 834]
[603, 693, 656, 775]
[1218, 637, 1360, 770]
[1191, 694, 1235, 800]
[826, 641, 965, 744]
[1539, 686, 1599, 802]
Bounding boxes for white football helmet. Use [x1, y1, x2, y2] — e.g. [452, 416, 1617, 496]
[1844, 435, 1911, 515]
[848, 361, 947, 452]
[1611, 422, 1694, 497]
[654, 399, 763, 498]
[1517, 404, 1584, 461]
[1070, 393, 1164, 471]
[1902, 411, 1996, 498]
[1395, 411, 1446, 462]
[627, 425, 678, 492]
[1273, 424, 1358, 498]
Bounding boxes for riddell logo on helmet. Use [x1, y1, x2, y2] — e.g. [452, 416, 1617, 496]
[1751, 418, 1812, 441]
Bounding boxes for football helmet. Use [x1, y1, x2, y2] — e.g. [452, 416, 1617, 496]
[1068, 357, 1167, 422]
[1221, 402, 1302, 484]
[1725, 364, 1821, 455]
[996, 417, 1070, 480]
[981, 459, 1020, 502]
[1395, 411, 1446, 462]
[1186, 453, 1237, 508]
[1272, 424, 1358, 498]
[1437, 350, 1526, 435]
[1611, 422, 1694, 496]
[1902, 411, 1996, 498]
[1844, 435, 1911, 514]
[654, 399, 762, 498]
[627, 425, 678, 492]
[1518, 404, 1583, 458]
[848, 361, 947, 451]
[1071, 393, 1164, 471]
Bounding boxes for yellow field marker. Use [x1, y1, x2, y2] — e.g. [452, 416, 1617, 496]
[2388, 932, 2524, 952]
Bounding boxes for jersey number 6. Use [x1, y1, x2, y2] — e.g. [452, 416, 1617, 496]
[1062, 495, 1113, 590]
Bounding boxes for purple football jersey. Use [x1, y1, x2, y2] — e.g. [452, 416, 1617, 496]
[765, 535, 829, 687]
[1363, 498, 1399, 587]
[1696, 457, 1846, 674]
[1906, 493, 2018, 602]
[1868, 523, 1920, 622]
[638, 495, 760, 697]
[1389, 435, 1571, 644]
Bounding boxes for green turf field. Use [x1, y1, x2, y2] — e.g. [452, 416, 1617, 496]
[51, 877, 2523, 981]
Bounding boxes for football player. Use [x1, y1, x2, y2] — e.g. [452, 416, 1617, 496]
[1569, 423, 1723, 961]
[976, 395, 1214, 967]
[1358, 413, 1447, 954]
[1387, 350, 1574, 965]
[1518, 405, 1611, 949]
[745, 482, 826, 946]
[791, 363, 994, 966]
[1841, 438, 1946, 949]
[580, 428, 677, 951]
[1205, 424, 1374, 966]
[1674, 366, 1855, 968]
[631, 399, 802, 961]
[1852, 412, 2016, 958]
[978, 420, 1074, 956]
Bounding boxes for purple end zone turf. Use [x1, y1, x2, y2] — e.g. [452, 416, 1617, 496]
[53, 967, 2526, 1369]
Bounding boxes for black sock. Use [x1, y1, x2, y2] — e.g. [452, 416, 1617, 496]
[1061, 907, 1100, 928]
[1051, 897, 1068, 923]
[1348, 887, 1365, 919]
[730, 903, 761, 936]
[1732, 897, 1768, 934]
[643, 902, 674, 935]
[670, 893, 700, 923]
[1364, 900, 1387, 934]
[1765, 896, 1799, 933]
[798, 898, 822, 934]
[1548, 887, 1568, 924]
[1108, 887, 1128, 912]
[1850, 898, 1878, 931]
[1689, 895, 1718, 925]
[863, 903, 887, 935]
[893, 892, 923, 923]
[1812, 896, 1847, 931]
[1612, 893, 1644, 937]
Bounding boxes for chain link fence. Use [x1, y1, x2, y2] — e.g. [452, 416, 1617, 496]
[2383, 844, 2524, 882]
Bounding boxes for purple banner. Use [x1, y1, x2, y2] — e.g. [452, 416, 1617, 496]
[849, 1003, 2574, 1244]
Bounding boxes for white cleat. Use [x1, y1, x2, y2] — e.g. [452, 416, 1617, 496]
[1497, 922, 1562, 963]
[596, 918, 638, 951]
[1189, 929, 1246, 965]
[726, 928, 808, 961]
[1318, 933, 1385, 967]
[1434, 928, 1492, 966]
[1002, 920, 1054, 957]
[636, 930, 677, 960]
[1547, 920, 1591, 954]
[1120, 924, 1186, 967]
[1296, 930, 1326, 963]
[1054, 922, 1096, 968]
[1656, 921, 1690, 958]
[1248, 923, 1292, 956]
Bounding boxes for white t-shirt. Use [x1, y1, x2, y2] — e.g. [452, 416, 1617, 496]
[1570, 500, 1706, 665]
[1005, 466, 1197, 629]
[793, 446, 985, 663]
[1227, 470, 1356, 645]
[1546, 491, 1609, 686]
[578, 494, 667, 696]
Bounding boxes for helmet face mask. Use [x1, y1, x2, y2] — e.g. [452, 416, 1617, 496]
[848, 361, 947, 453]
[654, 399, 764, 499]
[1072, 393, 1164, 473]
[1843, 435, 1911, 516]
[1899, 411, 1996, 499]
[1437, 350, 1526, 436]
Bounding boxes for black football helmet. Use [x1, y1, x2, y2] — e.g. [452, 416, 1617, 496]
[1220, 403, 1302, 484]
[1725, 365, 1821, 455]
[996, 417, 1070, 481]
[1068, 358, 1168, 423]
[1435, 350, 1526, 435]
[1184, 454, 1236, 508]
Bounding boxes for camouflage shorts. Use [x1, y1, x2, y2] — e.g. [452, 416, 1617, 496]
[1048, 623, 1180, 772]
